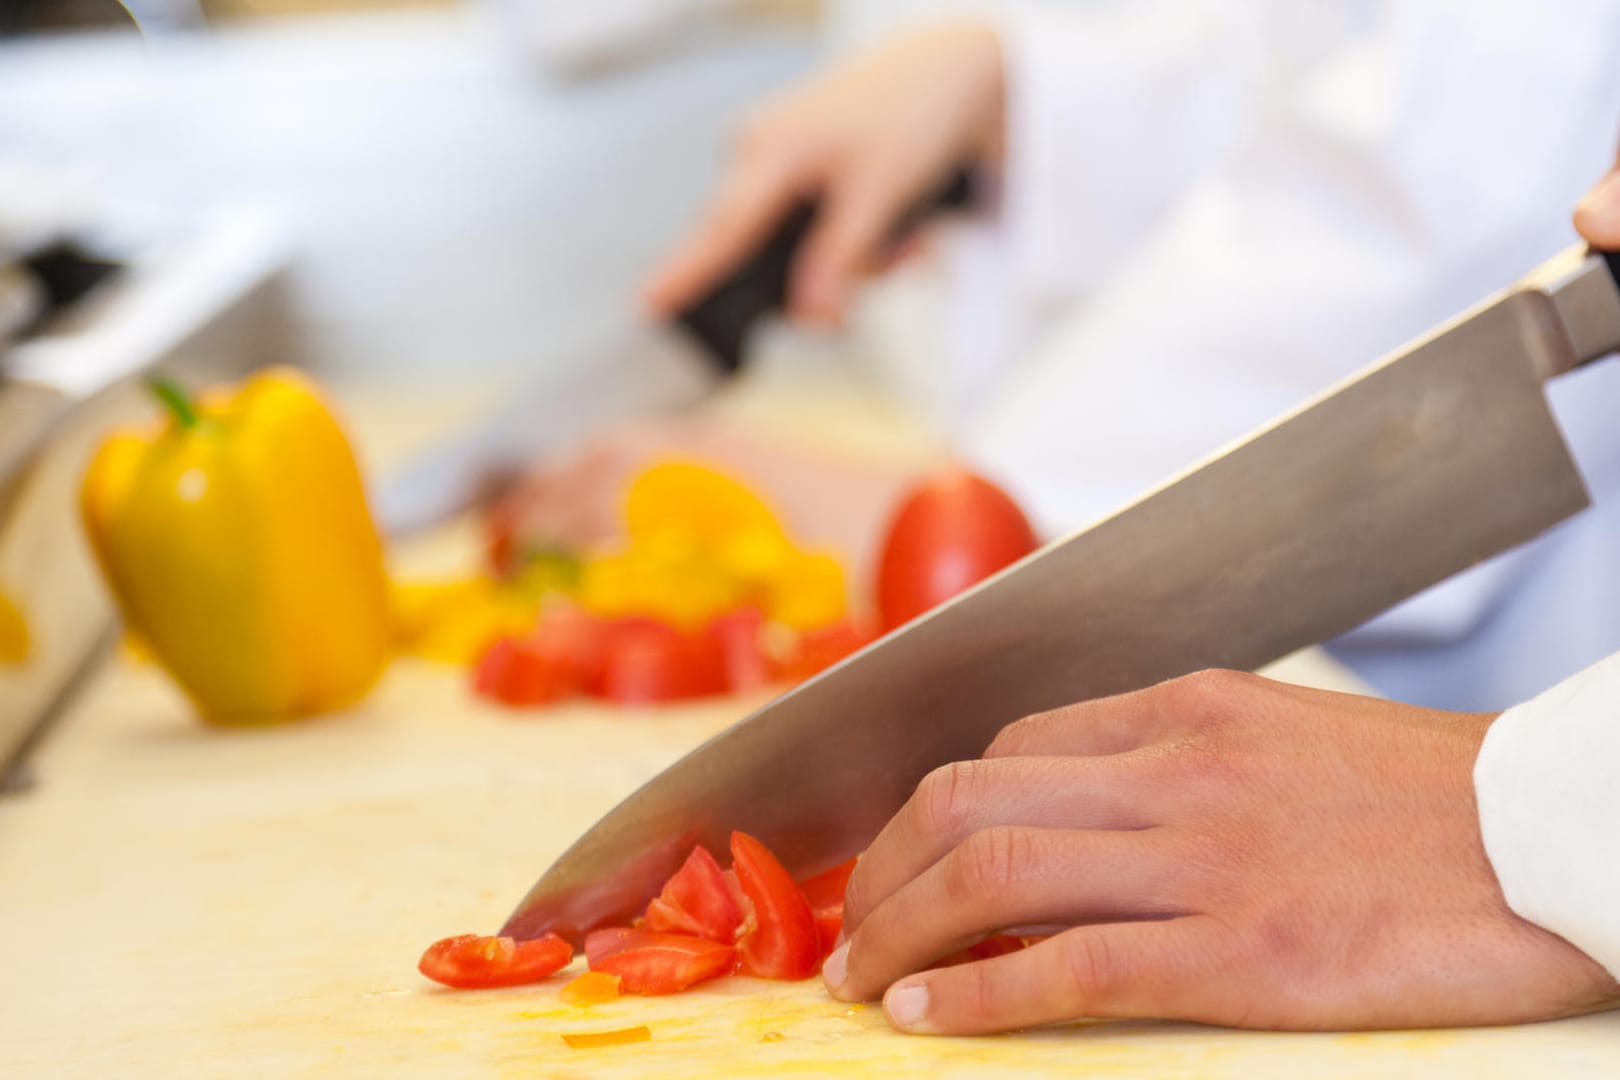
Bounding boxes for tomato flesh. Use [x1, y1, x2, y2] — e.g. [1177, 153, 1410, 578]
[875, 469, 1037, 631]
[772, 621, 877, 684]
[730, 831, 820, 980]
[587, 929, 736, 995]
[599, 619, 727, 704]
[798, 857, 857, 957]
[705, 607, 772, 693]
[418, 932, 572, 989]
[643, 845, 744, 942]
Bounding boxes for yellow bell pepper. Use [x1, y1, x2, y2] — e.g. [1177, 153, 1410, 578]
[79, 368, 392, 724]
[0, 586, 29, 665]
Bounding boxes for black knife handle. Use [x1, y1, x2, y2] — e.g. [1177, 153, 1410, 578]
[673, 168, 977, 374]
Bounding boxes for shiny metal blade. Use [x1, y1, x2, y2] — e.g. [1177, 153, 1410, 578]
[374, 324, 721, 535]
[503, 247, 1620, 944]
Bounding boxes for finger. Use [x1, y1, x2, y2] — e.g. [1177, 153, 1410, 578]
[1574, 168, 1620, 249]
[842, 756, 1158, 935]
[830, 826, 1192, 1003]
[984, 669, 1261, 759]
[642, 151, 812, 317]
[879, 917, 1228, 1035]
[788, 164, 922, 324]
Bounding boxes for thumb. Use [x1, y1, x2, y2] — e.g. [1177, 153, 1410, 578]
[1574, 164, 1620, 249]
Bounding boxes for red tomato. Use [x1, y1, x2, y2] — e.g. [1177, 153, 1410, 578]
[586, 929, 736, 995]
[933, 934, 1028, 969]
[472, 637, 574, 707]
[418, 932, 572, 989]
[644, 845, 745, 943]
[772, 621, 877, 685]
[599, 619, 726, 704]
[704, 607, 772, 693]
[730, 831, 819, 980]
[584, 926, 636, 968]
[875, 469, 1038, 631]
[798, 857, 857, 957]
[472, 609, 612, 708]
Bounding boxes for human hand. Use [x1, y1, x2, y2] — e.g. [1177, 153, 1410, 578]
[824, 670, 1619, 1034]
[1575, 147, 1620, 248]
[643, 20, 1003, 326]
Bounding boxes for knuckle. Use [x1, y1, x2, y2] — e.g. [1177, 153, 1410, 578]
[985, 712, 1046, 758]
[912, 760, 983, 839]
[1157, 669, 1258, 729]
[1060, 931, 1118, 998]
[948, 826, 1034, 905]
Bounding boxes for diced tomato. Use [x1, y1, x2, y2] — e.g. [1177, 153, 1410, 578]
[798, 857, 857, 957]
[730, 832, 820, 980]
[933, 934, 1029, 969]
[472, 636, 574, 706]
[418, 932, 572, 989]
[599, 618, 726, 704]
[704, 607, 772, 693]
[772, 620, 878, 685]
[587, 929, 736, 995]
[644, 845, 744, 943]
[584, 926, 636, 968]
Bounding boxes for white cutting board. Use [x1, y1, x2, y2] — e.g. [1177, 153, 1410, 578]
[2, 650, 1617, 1079]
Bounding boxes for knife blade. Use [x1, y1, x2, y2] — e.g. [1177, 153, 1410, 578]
[503, 245, 1620, 944]
[374, 171, 976, 536]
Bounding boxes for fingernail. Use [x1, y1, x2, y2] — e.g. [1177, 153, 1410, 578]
[884, 980, 931, 1032]
[822, 943, 849, 994]
[1578, 171, 1620, 223]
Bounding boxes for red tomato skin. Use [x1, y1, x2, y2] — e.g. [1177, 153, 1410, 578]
[472, 636, 574, 707]
[418, 932, 573, 989]
[875, 470, 1038, 632]
[730, 832, 820, 980]
[643, 845, 744, 943]
[587, 930, 736, 995]
[772, 621, 877, 684]
[584, 927, 636, 968]
[599, 620, 726, 704]
[933, 934, 1028, 969]
[798, 857, 857, 957]
[705, 607, 771, 693]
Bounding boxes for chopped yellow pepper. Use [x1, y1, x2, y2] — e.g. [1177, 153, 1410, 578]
[0, 586, 29, 665]
[79, 368, 392, 724]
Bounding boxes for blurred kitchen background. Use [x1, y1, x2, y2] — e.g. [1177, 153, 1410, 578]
[0, 0, 1012, 390]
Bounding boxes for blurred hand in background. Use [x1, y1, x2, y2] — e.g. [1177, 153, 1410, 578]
[642, 19, 1003, 326]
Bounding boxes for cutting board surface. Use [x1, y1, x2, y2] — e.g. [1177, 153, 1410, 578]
[4, 653, 1618, 1079]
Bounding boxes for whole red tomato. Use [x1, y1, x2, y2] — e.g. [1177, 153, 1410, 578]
[875, 469, 1038, 631]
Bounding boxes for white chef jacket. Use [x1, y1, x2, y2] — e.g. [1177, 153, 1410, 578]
[902, 0, 1620, 982]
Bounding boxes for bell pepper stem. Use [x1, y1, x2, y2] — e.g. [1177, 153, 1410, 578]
[147, 376, 201, 429]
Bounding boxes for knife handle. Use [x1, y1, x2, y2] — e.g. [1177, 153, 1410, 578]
[673, 168, 977, 374]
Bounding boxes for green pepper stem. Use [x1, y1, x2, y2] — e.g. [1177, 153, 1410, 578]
[147, 376, 201, 429]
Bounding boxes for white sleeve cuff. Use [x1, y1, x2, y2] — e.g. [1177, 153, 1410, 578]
[1475, 650, 1620, 980]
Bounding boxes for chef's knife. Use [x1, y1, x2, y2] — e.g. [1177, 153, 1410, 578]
[502, 243, 1620, 944]
[374, 171, 976, 535]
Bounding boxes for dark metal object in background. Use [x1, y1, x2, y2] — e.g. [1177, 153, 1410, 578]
[503, 244, 1620, 944]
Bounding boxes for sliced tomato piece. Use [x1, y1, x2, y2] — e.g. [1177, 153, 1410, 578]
[418, 932, 572, 989]
[599, 618, 726, 704]
[772, 620, 878, 685]
[730, 831, 819, 980]
[584, 926, 636, 968]
[644, 845, 744, 943]
[933, 933, 1028, 969]
[704, 607, 771, 693]
[798, 857, 857, 957]
[587, 929, 736, 995]
[471, 636, 574, 707]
